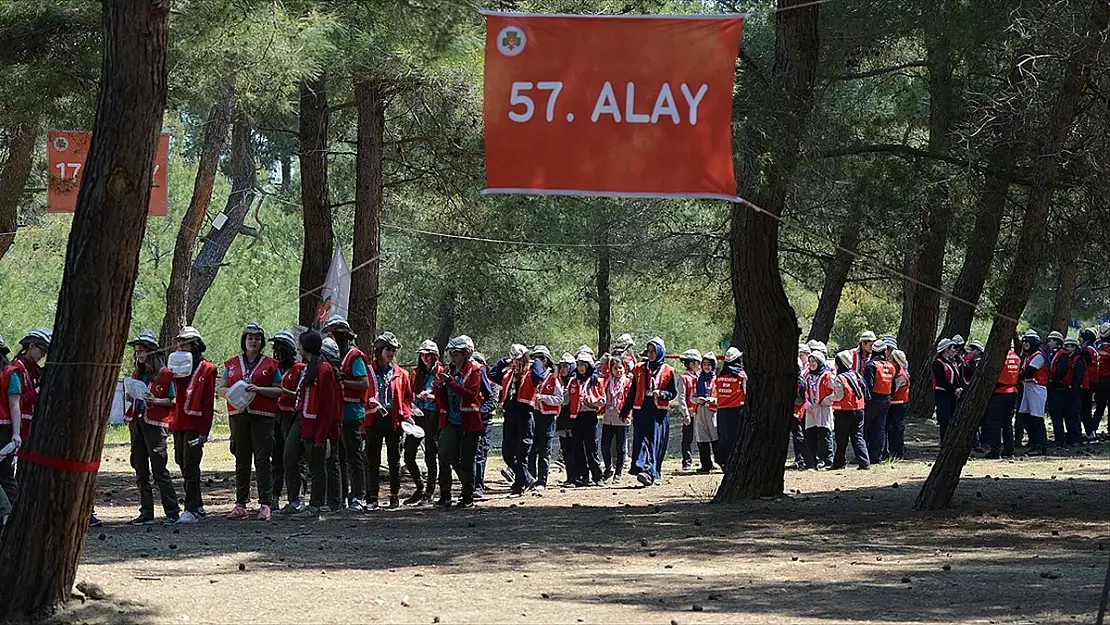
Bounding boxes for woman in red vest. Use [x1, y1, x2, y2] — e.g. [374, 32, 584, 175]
[0, 337, 10, 526]
[714, 347, 748, 468]
[887, 349, 910, 460]
[1017, 331, 1049, 456]
[220, 323, 283, 521]
[532, 352, 567, 490]
[553, 354, 576, 487]
[565, 351, 605, 486]
[489, 345, 549, 497]
[619, 337, 677, 487]
[1, 329, 50, 474]
[983, 345, 1022, 459]
[269, 331, 304, 512]
[363, 332, 414, 510]
[678, 349, 701, 471]
[691, 352, 720, 474]
[1078, 327, 1100, 440]
[931, 338, 963, 443]
[125, 330, 180, 525]
[171, 326, 217, 524]
[406, 339, 443, 505]
[831, 350, 870, 470]
[292, 331, 341, 517]
[433, 335, 492, 508]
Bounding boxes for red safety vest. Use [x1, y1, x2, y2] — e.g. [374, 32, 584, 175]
[630, 362, 676, 411]
[278, 362, 305, 412]
[341, 348, 370, 406]
[125, 368, 176, 428]
[932, 357, 959, 391]
[0, 356, 40, 438]
[1098, 341, 1110, 379]
[682, 370, 699, 415]
[1022, 352, 1048, 386]
[300, 360, 339, 443]
[534, 373, 562, 416]
[1083, 345, 1099, 389]
[224, 355, 281, 417]
[499, 368, 541, 406]
[996, 351, 1020, 393]
[832, 372, 866, 411]
[871, 360, 896, 395]
[173, 361, 218, 434]
[715, 371, 747, 409]
[567, 376, 604, 417]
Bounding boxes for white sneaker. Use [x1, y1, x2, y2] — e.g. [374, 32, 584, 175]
[176, 511, 200, 525]
[534, 485, 546, 492]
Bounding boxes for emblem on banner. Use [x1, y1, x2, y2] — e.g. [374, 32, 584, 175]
[52, 135, 69, 152]
[497, 26, 526, 56]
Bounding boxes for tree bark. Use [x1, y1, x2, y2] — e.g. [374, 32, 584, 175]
[808, 224, 859, 343]
[597, 232, 612, 354]
[350, 77, 385, 338]
[298, 76, 334, 328]
[434, 285, 456, 353]
[900, 2, 958, 428]
[184, 112, 259, 322]
[916, 0, 1110, 511]
[159, 79, 234, 343]
[0, 118, 39, 261]
[715, 0, 816, 503]
[939, 169, 1011, 340]
[1050, 254, 1081, 335]
[0, 0, 169, 618]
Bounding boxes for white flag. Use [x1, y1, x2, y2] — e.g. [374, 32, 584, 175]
[316, 246, 350, 328]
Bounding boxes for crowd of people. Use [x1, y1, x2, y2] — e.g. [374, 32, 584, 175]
[0, 319, 1106, 530]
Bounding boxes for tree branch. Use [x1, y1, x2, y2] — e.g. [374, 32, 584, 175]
[833, 61, 927, 80]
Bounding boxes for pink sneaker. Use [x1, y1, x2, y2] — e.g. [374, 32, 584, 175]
[225, 505, 248, 520]
[257, 505, 272, 521]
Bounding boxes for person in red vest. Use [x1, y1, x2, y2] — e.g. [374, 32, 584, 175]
[565, 351, 606, 486]
[488, 344, 548, 496]
[1092, 323, 1110, 439]
[982, 346, 1022, 459]
[322, 315, 371, 511]
[471, 350, 495, 498]
[831, 350, 870, 470]
[600, 355, 632, 484]
[0, 337, 10, 527]
[887, 349, 910, 460]
[690, 352, 720, 474]
[1060, 337, 1086, 446]
[714, 347, 748, 468]
[171, 326, 217, 524]
[219, 323, 283, 521]
[292, 331, 341, 517]
[531, 352, 566, 491]
[124, 330, 180, 526]
[1044, 330, 1069, 446]
[932, 338, 963, 442]
[406, 339, 443, 505]
[619, 337, 678, 487]
[863, 340, 896, 463]
[363, 332, 414, 510]
[1078, 328, 1100, 441]
[678, 349, 701, 471]
[551, 354, 577, 487]
[433, 335, 493, 508]
[851, 331, 877, 374]
[1017, 330, 1049, 456]
[1, 329, 50, 513]
[790, 344, 810, 469]
[802, 349, 835, 469]
[269, 330, 304, 512]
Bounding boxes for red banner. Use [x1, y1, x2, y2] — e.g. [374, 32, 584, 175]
[483, 13, 744, 200]
[47, 130, 169, 216]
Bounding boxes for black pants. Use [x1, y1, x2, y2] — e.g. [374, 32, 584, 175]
[272, 412, 287, 503]
[503, 404, 535, 492]
[886, 403, 907, 460]
[530, 412, 556, 487]
[983, 392, 1016, 456]
[229, 413, 275, 507]
[833, 410, 869, 469]
[1016, 413, 1048, 453]
[340, 420, 366, 501]
[0, 426, 18, 510]
[305, 437, 341, 509]
[172, 430, 205, 513]
[403, 413, 439, 497]
[474, 418, 492, 493]
[804, 426, 833, 468]
[717, 406, 745, 466]
[1047, 388, 1067, 445]
[1080, 388, 1097, 436]
[601, 424, 629, 476]
[696, 441, 723, 471]
[129, 419, 179, 519]
[1095, 378, 1110, 433]
[791, 418, 807, 467]
[283, 416, 306, 504]
[863, 399, 890, 463]
[681, 421, 694, 468]
[438, 423, 479, 501]
[934, 391, 957, 442]
[1064, 388, 1084, 445]
[364, 417, 402, 500]
[571, 413, 603, 484]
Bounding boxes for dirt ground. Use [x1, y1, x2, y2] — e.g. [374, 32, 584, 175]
[58, 418, 1109, 625]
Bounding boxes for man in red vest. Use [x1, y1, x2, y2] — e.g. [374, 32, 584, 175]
[983, 347, 1022, 459]
[1078, 327, 1100, 440]
[619, 337, 677, 487]
[863, 340, 896, 462]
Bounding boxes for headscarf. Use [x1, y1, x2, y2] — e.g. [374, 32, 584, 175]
[575, 360, 595, 382]
[696, 358, 716, 398]
[646, 337, 666, 371]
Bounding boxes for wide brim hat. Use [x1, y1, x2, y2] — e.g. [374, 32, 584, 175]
[531, 345, 554, 363]
[968, 339, 985, 351]
[936, 338, 954, 353]
[859, 331, 877, 342]
[322, 314, 357, 339]
[374, 331, 401, 349]
[268, 331, 297, 351]
[175, 326, 206, 352]
[560, 352, 576, 366]
[20, 329, 53, 349]
[724, 347, 743, 363]
[447, 335, 475, 352]
[418, 339, 440, 356]
[127, 329, 160, 351]
[680, 348, 702, 363]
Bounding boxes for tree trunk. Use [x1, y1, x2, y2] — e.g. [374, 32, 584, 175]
[1051, 254, 1080, 335]
[433, 286, 456, 353]
[940, 170, 1011, 340]
[0, 1, 169, 618]
[0, 118, 39, 262]
[159, 79, 234, 343]
[808, 224, 859, 343]
[297, 76, 334, 328]
[184, 112, 258, 322]
[715, 0, 816, 503]
[350, 77, 385, 338]
[597, 233, 612, 354]
[900, 4, 958, 428]
[916, 0, 1110, 511]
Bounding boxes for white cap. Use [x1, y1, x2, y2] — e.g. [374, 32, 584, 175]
[418, 339, 439, 355]
[872, 340, 888, 352]
[614, 333, 635, 350]
[724, 347, 743, 363]
[560, 352, 576, 365]
[509, 343, 528, 359]
[968, 339, 985, 351]
[936, 338, 954, 353]
[859, 331, 877, 342]
[1047, 330, 1064, 342]
[447, 335, 475, 352]
[680, 348, 702, 362]
[320, 337, 340, 361]
[835, 350, 853, 369]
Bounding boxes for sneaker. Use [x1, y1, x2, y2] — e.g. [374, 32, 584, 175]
[89, 513, 103, 528]
[473, 489, 486, 500]
[602, 468, 615, 481]
[857, 464, 871, 470]
[613, 474, 622, 485]
[348, 499, 366, 512]
[389, 496, 400, 509]
[433, 497, 452, 508]
[507, 491, 524, 499]
[534, 484, 546, 492]
[403, 492, 424, 506]
[162, 517, 179, 526]
[636, 473, 653, 487]
[129, 515, 155, 526]
[176, 511, 200, 525]
[500, 467, 515, 483]
[293, 505, 321, 518]
[456, 498, 475, 509]
[682, 463, 693, 472]
[196, 507, 208, 518]
[365, 500, 380, 511]
[226, 505, 249, 520]
[696, 467, 712, 475]
[257, 505, 272, 521]
[278, 501, 305, 515]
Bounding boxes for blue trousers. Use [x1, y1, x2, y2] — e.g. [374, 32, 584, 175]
[863, 399, 891, 463]
[983, 393, 1016, 456]
[1047, 388, 1067, 444]
[717, 406, 746, 465]
[630, 407, 668, 481]
[503, 404, 535, 491]
[530, 412, 557, 486]
[886, 403, 907, 460]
